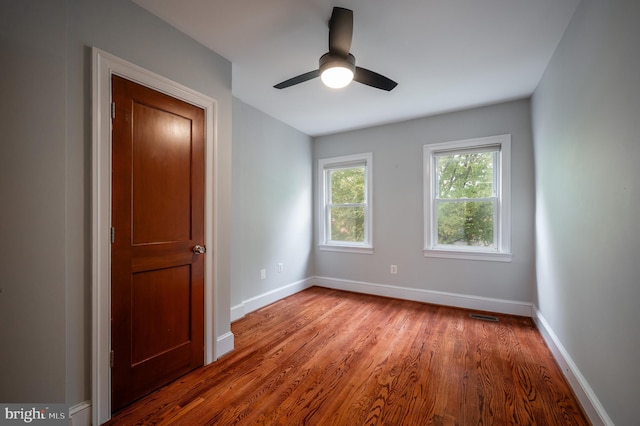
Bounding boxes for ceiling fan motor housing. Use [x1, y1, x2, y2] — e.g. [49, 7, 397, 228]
[319, 52, 356, 74]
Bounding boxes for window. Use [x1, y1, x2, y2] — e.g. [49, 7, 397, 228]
[318, 153, 373, 254]
[424, 135, 511, 261]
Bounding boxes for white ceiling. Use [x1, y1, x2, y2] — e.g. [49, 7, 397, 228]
[133, 0, 580, 136]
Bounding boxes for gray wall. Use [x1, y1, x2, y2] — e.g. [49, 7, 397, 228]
[313, 99, 536, 303]
[0, 0, 68, 403]
[531, 0, 640, 423]
[231, 99, 314, 309]
[0, 0, 233, 409]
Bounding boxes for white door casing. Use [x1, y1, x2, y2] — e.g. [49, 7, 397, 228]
[92, 48, 223, 424]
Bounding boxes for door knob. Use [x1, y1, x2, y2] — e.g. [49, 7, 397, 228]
[193, 244, 206, 255]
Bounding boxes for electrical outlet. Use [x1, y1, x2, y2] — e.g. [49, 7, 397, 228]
[278, 263, 284, 273]
[390, 264, 398, 274]
[260, 269, 266, 280]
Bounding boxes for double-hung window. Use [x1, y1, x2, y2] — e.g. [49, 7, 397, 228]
[424, 135, 511, 262]
[318, 153, 373, 254]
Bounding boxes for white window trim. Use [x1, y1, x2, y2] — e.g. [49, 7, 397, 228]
[423, 135, 511, 262]
[318, 152, 373, 254]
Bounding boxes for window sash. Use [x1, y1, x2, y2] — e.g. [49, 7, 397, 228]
[432, 149, 499, 250]
[326, 205, 366, 244]
[433, 198, 499, 250]
[324, 166, 368, 244]
[433, 150, 498, 200]
[326, 166, 367, 205]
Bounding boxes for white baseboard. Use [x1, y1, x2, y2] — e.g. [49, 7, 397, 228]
[312, 276, 533, 317]
[533, 309, 613, 426]
[69, 401, 91, 426]
[216, 331, 235, 359]
[231, 278, 315, 322]
[230, 302, 245, 323]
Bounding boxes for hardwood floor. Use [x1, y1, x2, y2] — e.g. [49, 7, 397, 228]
[105, 287, 589, 425]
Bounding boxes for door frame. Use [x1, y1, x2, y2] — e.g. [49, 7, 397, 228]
[91, 48, 218, 424]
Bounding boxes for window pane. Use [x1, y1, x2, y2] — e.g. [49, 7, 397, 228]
[329, 206, 365, 242]
[437, 201, 494, 247]
[330, 167, 365, 204]
[436, 152, 494, 199]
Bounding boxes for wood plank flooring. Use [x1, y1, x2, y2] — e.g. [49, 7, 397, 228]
[105, 287, 589, 425]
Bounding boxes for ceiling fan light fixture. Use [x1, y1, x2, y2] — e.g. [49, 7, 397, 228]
[321, 67, 354, 88]
[319, 53, 355, 89]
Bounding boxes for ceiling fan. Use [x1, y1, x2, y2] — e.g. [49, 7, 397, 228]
[274, 7, 397, 91]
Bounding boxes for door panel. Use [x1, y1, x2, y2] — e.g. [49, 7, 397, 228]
[111, 75, 205, 413]
[132, 102, 193, 244]
[131, 266, 191, 365]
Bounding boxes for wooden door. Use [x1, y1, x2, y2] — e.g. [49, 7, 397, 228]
[111, 75, 205, 412]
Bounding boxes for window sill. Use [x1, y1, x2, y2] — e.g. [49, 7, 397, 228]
[423, 248, 511, 262]
[319, 244, 374, 255]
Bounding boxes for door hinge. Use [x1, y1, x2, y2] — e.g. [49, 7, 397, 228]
[110, 350, 114, 368]
[110, 227, 115, 244]
[111, 102, 116, 119]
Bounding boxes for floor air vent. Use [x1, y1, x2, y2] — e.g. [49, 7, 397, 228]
[469, 313, 499, 322]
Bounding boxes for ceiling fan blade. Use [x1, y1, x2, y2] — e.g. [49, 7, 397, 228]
[354, 67, 398, 91]
[328, 7, 353, 56]
[273, 70, 321, 89]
